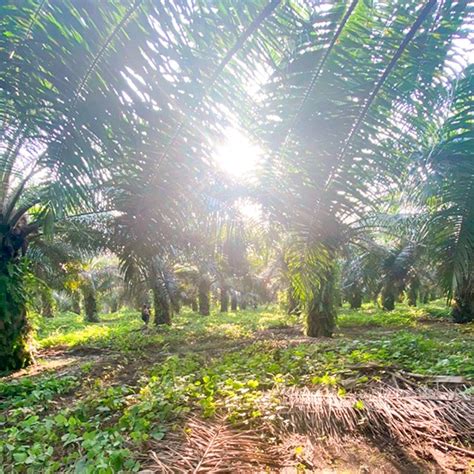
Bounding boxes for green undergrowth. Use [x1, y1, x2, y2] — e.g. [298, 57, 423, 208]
[36, 307, 295, 353]
[1, 303, 472, 472]
[337, 299, 451, 328]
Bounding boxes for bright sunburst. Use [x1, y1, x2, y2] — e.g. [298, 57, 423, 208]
[214, 127, 262, 178]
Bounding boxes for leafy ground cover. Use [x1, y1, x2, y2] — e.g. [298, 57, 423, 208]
[0, 302, 472, 473]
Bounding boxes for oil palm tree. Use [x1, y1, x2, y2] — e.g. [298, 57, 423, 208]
[255, 0, 470, 336]
[78, 260, 125, 323]
[420, 67, 473, 322]
[0, 0, 290, 369]
[0, 0, 154, 369]
[341, 241, 386, 309]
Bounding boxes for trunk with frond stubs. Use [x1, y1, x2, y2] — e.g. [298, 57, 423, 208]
[71, 293, 81, 314]
[110, 300, 119, 313]
[381, 285, 397, 311]
[407, 286, 417, 307]
[0, 224, 33, 371]
[306, 265, 337, 338]
[347, 285, 362, 309]
[41, 287, 55, 318]
[452, 281, 473, 324]
[153, 285, 171, 325]
[220, 286, 229, 313]
[198, 277, 211, 316]
[0, 256, 32, 371]
[230, 293, 238, 311]
[82, 285, 99, 323]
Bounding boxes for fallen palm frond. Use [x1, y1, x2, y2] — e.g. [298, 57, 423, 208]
[272, 386, 474, 455]
[144, 416, 279, 473]
[143, 387, 473, 472]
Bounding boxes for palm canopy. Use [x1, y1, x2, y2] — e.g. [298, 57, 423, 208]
[0, 0, 282, 244]
[250, 0, 471, 334]
[420, 66, 473, 321]
[0, 0, 472, 369]
[258, 0, 468, 233]
[1, 0, 285, 368]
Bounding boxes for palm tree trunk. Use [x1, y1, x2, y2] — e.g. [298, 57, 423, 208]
[452, 281, 473, 323]
[407, 283, 418, 307]
[82, 285, 99, 322]
[220, 286, 229, 313]
[198, 277, 210, 316]
[153, 285, 171, 325]
[306, 266, 336, 338]
[0, 258, 32, 371]
[381, 285, 397, 311]
[230, 292, 238, 311]
[348, 286, 362, 309]
[41, 287, 54, 318]
[71, 292, 81, 314]
[110, 300, 119, 313]
[420, 291, 429, 304]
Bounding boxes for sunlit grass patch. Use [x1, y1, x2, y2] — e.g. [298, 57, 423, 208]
[421, 299, 452, 319]
[37, 310, 161, 352]
[338, 302, 416, 327]
[36, 306, 290, 353]
[338, 300, 451, 328]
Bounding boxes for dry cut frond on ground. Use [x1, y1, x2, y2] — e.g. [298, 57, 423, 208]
[144, 416, 279, 473]
[273, 386, 474, 454]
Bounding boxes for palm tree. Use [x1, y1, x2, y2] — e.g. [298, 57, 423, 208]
[0, 1, 153, 369]
[420, 67, 473, 322]
[341, 242, 386, 309]
[150, 256, 179, 325]
[254, 0, 470, 336]
[1, 0, 283, 369]
[79, 260, 125, 323]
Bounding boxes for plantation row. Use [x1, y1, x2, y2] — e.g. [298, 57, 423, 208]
[1, 1, 472, 372]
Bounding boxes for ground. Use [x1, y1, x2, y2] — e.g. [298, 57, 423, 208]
[0, 302, 473, 473]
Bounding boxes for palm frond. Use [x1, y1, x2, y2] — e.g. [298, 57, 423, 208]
[146, 416, 276, 473]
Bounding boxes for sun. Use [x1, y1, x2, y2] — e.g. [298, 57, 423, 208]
[214, 127, 262, 178]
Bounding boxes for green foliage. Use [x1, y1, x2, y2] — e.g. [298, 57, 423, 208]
[0, 378, 139, 472]
[0, 260, 33, 371]
[1, 304, 472, 471]
[36, 307, 295, 353]
[38, 310, 165, 353]
[421, 67, 473, 314]
[338, 302, 414, 328]
[360, 331, 474, 376]
[0, 374, 78, 411]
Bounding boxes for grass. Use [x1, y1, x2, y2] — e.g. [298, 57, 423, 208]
[36, 306, 295, 353]
[37, 310, 164, 352]
[337, 299, 451, 328]
[1, 302, 472, 473]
